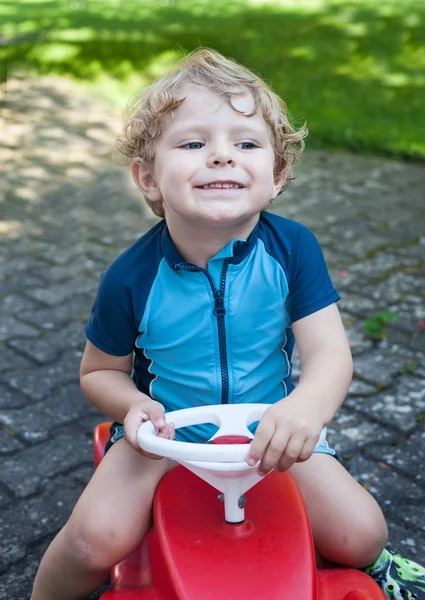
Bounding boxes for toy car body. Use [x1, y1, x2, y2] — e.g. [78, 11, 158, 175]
[94, 420, 386, 600]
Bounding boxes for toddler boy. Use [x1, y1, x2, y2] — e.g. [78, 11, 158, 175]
[29, 48, 425, 600]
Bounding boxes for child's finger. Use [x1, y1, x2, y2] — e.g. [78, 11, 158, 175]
[246, 418, 275, 466]
[296, 437, 317, 463]
[144, 422, 175, 460]
[157, 423, 175, 440]
[145, 403, 166, 429]
[258, 429, 289, 474]
[275, 434, 304, 472]
[125, 413, 148, 448]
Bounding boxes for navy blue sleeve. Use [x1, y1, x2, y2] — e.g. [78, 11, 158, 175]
[85, 265, 137, 356]
[85, 220, 165, 356]
[286, 226, 340, 324]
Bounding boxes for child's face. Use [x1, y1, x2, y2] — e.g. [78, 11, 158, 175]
[145, 86, 283, 228]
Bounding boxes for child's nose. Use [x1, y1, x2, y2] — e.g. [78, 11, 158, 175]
[212, 157, 235, 166]
[208, 146, 235, 168]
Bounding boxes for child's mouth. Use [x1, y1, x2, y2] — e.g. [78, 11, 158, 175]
[197, 182, 245, 190]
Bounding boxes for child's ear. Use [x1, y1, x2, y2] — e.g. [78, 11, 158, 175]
[271, 171, 287, 199]
[132, 161, 162, 202]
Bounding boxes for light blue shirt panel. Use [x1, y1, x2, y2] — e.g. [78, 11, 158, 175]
[136, 257, 222, 412]
[135, 243, 292, 443]
[224, 238, 291, 405]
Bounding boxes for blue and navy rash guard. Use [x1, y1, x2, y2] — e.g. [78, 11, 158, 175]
[86, 212, 340, 442]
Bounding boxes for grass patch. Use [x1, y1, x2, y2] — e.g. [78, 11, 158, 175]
[363, 311, 399, 341]
[2, 0, 425, 158]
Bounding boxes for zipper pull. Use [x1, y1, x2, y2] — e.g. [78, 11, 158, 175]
[213, 291, 226, 316]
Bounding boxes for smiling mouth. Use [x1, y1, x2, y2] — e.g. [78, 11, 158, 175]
[197, 182, 245, 189]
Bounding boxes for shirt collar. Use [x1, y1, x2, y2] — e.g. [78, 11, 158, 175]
[161, 221, 259, 270]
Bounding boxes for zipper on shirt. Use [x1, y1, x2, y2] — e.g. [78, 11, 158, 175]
[176, 259, 231, 404]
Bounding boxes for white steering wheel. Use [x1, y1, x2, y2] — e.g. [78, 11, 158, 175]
[137, 404, 327, 464]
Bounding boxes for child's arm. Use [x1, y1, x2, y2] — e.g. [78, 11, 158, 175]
[80, 340, 174, 455]
[247, 303, 353, 474]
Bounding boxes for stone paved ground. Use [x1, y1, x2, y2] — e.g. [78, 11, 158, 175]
[1, 75, 424, 599]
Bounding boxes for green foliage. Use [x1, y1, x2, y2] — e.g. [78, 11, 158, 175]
[363, 311, 399, 341]
[400, 360, 418, 374]
[2, 0, 425, 158]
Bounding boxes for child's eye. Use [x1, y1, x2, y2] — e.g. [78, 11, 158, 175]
[181, 141, 204, 150]
[236, 141, 258, 150]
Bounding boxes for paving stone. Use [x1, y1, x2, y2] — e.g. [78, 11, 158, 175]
[8, 239, 54, 261]
[29, 246, 81, 266]
[0, 548, 42, 597]
[291, 345, 300, 381]
[34, 241, 118, 267]
[353, 351, 404, 387]
[364, 429, 425, 486]
[354, 341, 425, 382]
[69, 466, 97, 493]
[357, 271, 425, 306]
[0, 315, 40, 342]
[0, 483, 14, 509]
[348, 252, 421, 282]
[0, 383, 94, 442]
[2, 272, 49, 296]
[345, 375, 425, 432]
[2, 349, 82, 401]
[0, 252, 47, 277]
[25, 277, 98, 306]
[328, 408, 399, 455]
[0, 476, 84, 570]
[32, 257, 105, 283]
[0, 292, 43, 316]
[351, 275, 425, 337]
[0, 344, 34, 373]
[1, 424, 93, 498]
[389, 312, 425, 336]
[329, 267, 358, 293]
[0, 383, 28, 409]
[0, 539, 109, 600]
[0, 255, 43, 279]
[344, 454, 424, 522]
[0, 541, 108, 599]
[0, 425, 24, 454]
[347, 378, 379, 397]
[7, 321, 85, 363]
[343, 300, 424, 339]
[340, 312, 374, 356]
[339, 292, 383, 316]
[19, 294, 93, 331]
[386, 325, 425, 354]
[387, 504, 425, 539]
[386, 520, 425, 565]
[333, 233, 392, 262]
[75, 412, 110, 437]
[392, 238, 425, 261]
[380, 345, 425, 379]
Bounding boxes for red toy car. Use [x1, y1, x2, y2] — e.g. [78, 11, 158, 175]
[93, 404, 386, 600]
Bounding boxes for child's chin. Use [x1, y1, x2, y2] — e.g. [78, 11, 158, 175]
[204, 208, 246, 224]
[205, 216, 241, 227]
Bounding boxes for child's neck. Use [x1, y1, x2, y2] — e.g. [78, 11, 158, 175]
[166, 216, 259, 270]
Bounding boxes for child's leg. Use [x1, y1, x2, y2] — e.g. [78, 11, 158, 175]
[289, 453, 388, 568]
[30, 439, 175, 600]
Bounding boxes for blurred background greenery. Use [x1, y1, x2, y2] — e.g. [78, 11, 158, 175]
[1, 0, 424, 158]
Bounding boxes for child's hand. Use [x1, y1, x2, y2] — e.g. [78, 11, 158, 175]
[124, 399, 175, 459]
[246, 398, 325, 475]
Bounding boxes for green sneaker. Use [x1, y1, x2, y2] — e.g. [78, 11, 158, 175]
[363, 548, 425, 599]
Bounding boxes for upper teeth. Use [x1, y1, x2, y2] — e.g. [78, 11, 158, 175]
[200, 183, 242, 189]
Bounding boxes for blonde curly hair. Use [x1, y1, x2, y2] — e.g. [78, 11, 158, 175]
[117, 48, 307, 218]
